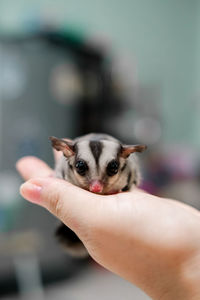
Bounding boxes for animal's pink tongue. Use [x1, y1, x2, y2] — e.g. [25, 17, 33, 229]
[89, 180, 103, 193]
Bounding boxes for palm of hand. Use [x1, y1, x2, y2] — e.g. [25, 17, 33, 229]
[17, 155, 200, 300]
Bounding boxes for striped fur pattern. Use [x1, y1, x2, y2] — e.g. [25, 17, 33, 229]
[50, 133, 146, 257]
[54, 133, 143, 194]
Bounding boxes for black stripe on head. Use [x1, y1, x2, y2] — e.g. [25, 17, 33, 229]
[89, 140, 103, 165]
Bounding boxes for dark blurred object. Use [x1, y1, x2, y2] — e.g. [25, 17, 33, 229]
[0, 29, 124, 296]
[0, 30, 123, 139]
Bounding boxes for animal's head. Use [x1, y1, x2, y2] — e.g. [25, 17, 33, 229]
[49, 135, 146, 194]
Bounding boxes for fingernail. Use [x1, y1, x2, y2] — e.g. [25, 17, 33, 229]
[20, 182, 42, 204]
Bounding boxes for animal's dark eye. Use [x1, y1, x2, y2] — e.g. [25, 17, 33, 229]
[75, 160, 88, 176]
[106, 160, 119, 176]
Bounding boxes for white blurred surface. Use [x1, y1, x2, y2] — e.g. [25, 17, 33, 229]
[2, 264, 151, 300]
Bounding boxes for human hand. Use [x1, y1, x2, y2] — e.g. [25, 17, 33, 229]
[16, 155, 200, 300]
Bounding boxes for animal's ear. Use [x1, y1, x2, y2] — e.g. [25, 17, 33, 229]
[120, 144, 147, 158]
[49, 136, 75, 157]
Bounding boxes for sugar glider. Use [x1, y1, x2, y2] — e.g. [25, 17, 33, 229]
[49, 133, 147, 257]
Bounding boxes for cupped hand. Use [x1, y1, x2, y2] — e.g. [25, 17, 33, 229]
[16, 155, 200, 300]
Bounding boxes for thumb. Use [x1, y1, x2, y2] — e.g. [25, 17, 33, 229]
[20, 177, 103, 235]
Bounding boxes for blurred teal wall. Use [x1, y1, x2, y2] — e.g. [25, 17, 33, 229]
[0, 0, 199, 146]
[194, 0, 200, 146]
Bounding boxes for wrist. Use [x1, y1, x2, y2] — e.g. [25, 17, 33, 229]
[179, 252, 200, 300]
[154, 252, 200, 300]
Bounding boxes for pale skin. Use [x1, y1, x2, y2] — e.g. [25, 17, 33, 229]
[16, 152, 200, 300]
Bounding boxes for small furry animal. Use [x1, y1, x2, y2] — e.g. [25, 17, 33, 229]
[49, 133, 146, 257]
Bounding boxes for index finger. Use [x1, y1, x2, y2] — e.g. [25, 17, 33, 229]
[16, 156, 53, 181]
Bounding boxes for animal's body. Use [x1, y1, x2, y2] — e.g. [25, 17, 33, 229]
[50, 133, 146, 256]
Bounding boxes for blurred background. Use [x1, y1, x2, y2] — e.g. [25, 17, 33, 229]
[0, 0, 199, 299]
